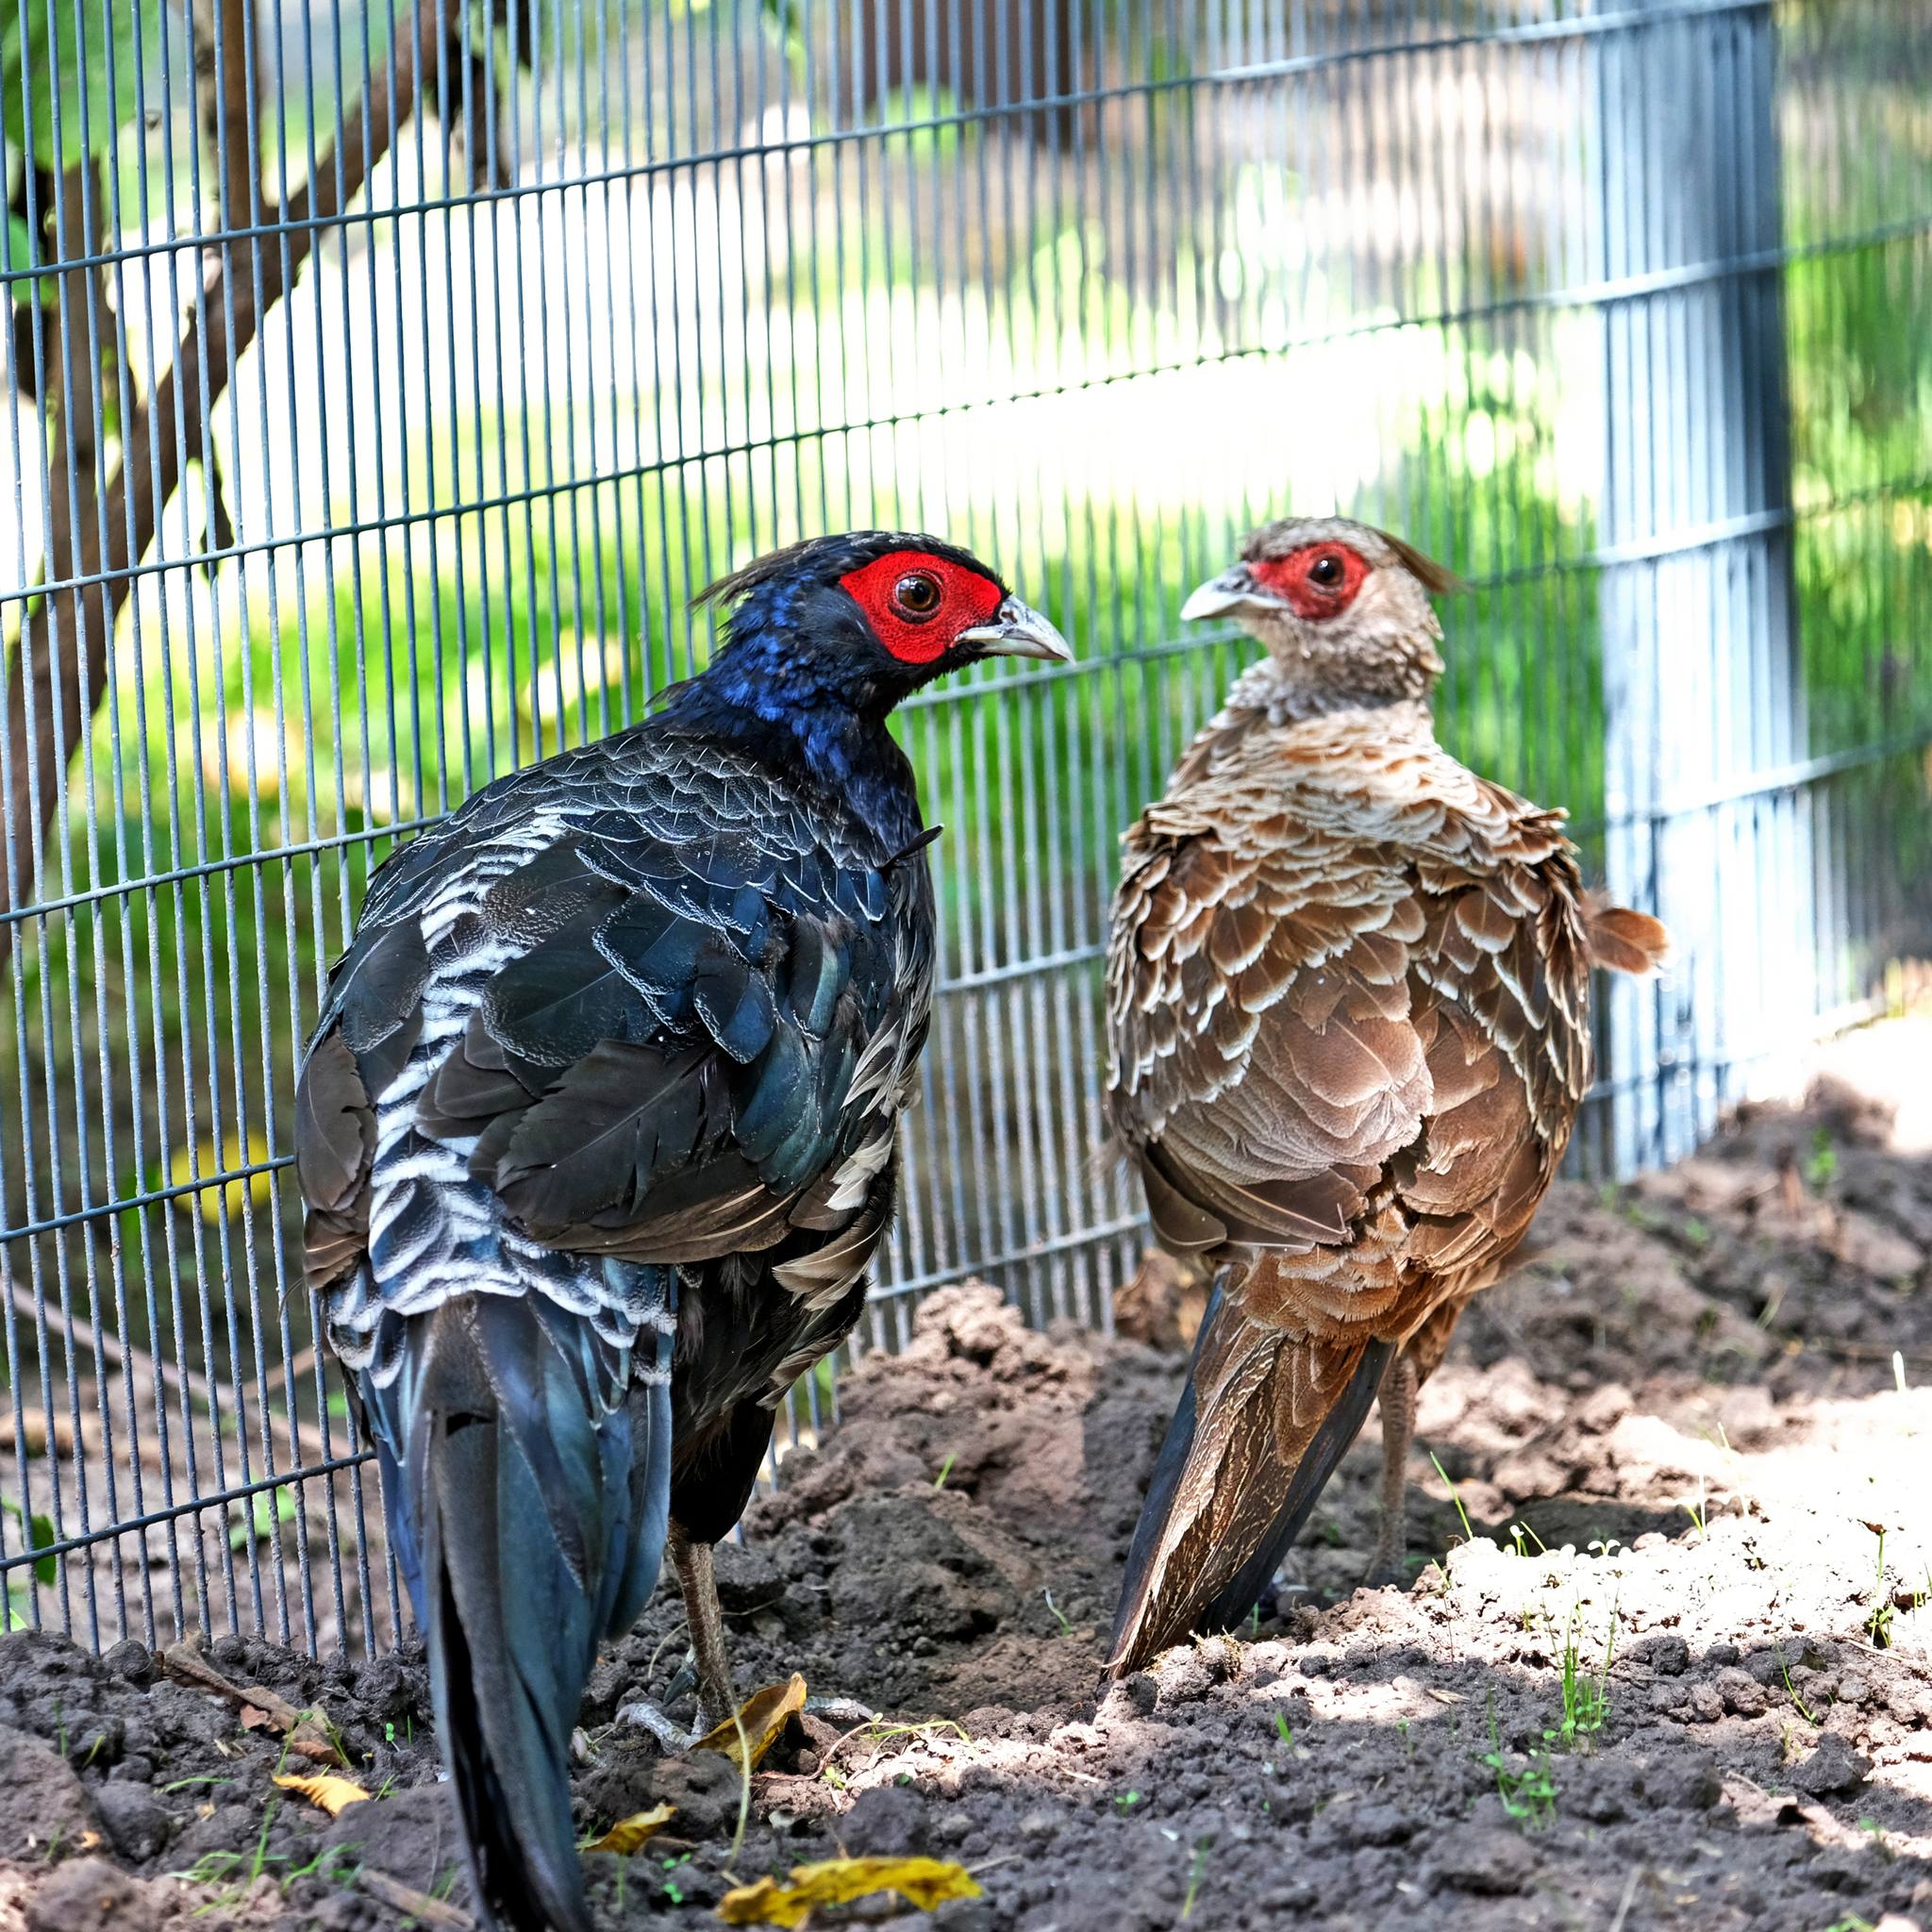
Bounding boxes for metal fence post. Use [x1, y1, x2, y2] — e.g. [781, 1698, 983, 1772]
[1596, 2, 1809, 1172]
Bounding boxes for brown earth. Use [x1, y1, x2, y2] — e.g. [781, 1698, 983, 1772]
[0, 1058, 1928, 1931]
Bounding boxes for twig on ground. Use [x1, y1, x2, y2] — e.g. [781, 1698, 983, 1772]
[6, 1277, 323, 1468]
[1607, 1865, 1642, 1932]
[358, 1868, 475, 1929]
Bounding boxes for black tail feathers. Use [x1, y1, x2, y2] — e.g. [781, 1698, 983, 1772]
[360, 1289, 673, 1932]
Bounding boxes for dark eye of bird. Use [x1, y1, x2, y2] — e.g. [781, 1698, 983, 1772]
[1308, 552, 1343, 587]
[892, 572, 942, 619]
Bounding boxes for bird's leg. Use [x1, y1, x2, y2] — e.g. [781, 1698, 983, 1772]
[622, 1525, 875, 1743]
[670, 1530, 874, 1727]
[616, 1527, 736, 1749]
[1364, 1351, 1419, 1589]
[669, 1527, 737, 1735]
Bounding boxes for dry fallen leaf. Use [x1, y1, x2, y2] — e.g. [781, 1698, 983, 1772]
[162, 1638, 348, 1766]
[585, 1804, 676, 1855]
[273, 1772, 373, 1819]
[718, 1857, 981, 1928]
[692, 1673, 807, 1772]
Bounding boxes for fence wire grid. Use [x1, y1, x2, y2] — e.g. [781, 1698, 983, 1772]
[0, 0, 1924, 1658]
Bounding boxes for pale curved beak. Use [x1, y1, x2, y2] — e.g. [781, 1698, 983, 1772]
[958, 594, 1074, 663]
[1180, 565, 1284, 623]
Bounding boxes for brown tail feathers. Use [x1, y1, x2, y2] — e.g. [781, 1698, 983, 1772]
[1106, 1280, 1393, 1675]
[1583, 892, 1671, 976]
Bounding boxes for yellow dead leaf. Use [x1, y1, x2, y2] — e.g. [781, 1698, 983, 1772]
[692, 1673, 807, 1772]
[585, 1804, 676, 1855]
[718, 1857, 982, 1928]
[272, 1772, 372, 1819]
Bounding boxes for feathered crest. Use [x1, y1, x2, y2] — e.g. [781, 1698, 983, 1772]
[1240, 516, 1471, 599]
[691, 537, 832, 611]
[691, 530, 1004, 612]
[1374, 526, 1470, 599]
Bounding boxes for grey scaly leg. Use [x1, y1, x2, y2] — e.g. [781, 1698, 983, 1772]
[670, 1527, 737, 1735]
[1364, 1351, 1419, 1588]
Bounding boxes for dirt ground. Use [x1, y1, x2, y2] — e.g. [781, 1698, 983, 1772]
[2, 1043, 1930, 1931]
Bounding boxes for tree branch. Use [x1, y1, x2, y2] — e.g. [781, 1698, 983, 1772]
[214, 0, 263, 238]
[0, 1, 451, 970]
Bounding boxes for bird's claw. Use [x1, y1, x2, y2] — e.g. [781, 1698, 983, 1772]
[616, 1700, 700, 1753]
[803, 1694, 876, 1726]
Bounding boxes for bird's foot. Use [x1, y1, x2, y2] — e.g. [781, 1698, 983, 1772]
[803, 1695, 876, 1726]
[615, 1698, 701, 1754]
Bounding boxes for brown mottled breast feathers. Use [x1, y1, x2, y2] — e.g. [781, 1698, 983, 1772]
[1103, 691, 1652, 1670]
[1108, 708, 1594, 1341]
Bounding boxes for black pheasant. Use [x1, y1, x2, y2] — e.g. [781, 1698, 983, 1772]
[295, 532, 1068, 1932]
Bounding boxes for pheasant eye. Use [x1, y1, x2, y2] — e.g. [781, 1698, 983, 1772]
[891, 572, 942, 620]
[1307, 552, 1343, 588]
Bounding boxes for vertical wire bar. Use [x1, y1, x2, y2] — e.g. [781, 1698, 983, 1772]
[8, 0, 1931, 1647]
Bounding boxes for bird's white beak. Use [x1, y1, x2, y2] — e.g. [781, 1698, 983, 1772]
[958, 595, 1074, 664]
[1180, 566, 1284, 624]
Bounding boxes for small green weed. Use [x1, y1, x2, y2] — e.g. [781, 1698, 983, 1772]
[1683, 1478, 1708, 1541]
[2, 1498, 58, 1627]
[1804, 1128, 1838, 1189]
[1865, 1527, 1893, 1650]
[659, 1850, 691, 1905]
[1428, 1450, 1474, 1545]
[228, 1489, 298, 1552]
[170, 1801, 355, 1913]
[1858, 1817, 1893, 1860]
[1479, 1696, 1557, 1829]
[1179, 1841, 1211, 1921]
[1774, 1642, 1822, 1725]
[1546, 1604, 1616, 1752]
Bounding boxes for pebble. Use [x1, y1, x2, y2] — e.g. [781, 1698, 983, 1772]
[1431, 1824, 1537, 1895]
[1717, 1668, 1768, 1717]
[92, 1781, 169, 1863]
[1791, 1733, 1872, 1796]
[841, 1782, 930, 1856]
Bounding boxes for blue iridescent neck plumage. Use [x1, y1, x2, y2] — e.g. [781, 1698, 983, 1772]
[666, 597, 922, 846]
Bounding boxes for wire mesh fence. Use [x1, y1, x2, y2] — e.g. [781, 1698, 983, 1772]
[0, 0, 1924, 1658]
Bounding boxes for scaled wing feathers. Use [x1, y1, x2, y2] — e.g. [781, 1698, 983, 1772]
[1105, 691, 1666, 1670]
[294, 727, 933, 1369]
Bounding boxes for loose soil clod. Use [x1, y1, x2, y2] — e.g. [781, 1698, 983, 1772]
[0, 1054, 1928, 1929]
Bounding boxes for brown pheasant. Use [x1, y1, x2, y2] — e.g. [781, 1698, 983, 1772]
[1104, 517, 1666, 1674]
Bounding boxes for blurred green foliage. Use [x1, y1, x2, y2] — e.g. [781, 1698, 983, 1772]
[0, 14, 1924, 1391]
